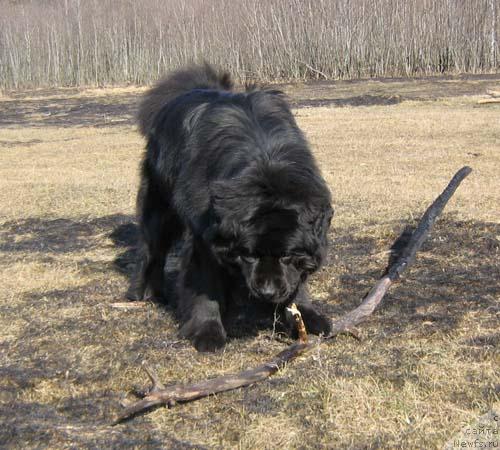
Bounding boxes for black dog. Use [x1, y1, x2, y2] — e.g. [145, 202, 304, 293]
[127, 64, 333, 351]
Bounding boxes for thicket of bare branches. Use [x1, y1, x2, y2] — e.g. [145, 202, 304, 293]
[0, 0, 498, 88]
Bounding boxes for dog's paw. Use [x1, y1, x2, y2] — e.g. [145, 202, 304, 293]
[299, 308, 332, 337]
[193, 320, 227, 352]
[181, 319, 227, 352]
[125, 285, 145, 301]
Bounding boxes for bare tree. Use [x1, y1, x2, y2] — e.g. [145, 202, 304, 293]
[0, 0, 498, 88]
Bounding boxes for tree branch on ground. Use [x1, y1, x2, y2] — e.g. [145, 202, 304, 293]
[113, 166, 472, 425]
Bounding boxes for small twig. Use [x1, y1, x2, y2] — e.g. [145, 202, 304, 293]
[142, 361, 165, 391]
[270, 305, 280, 341]
[477, 98, 500, 104]
[109, 301, 149, 309]
[300, 61, 329, 80]
[478, 89, 500, 104]
[486, 89, 500, 97]
[113, 167, 472, 424]
[370, 249, 393, 259]
[345, 328, 362, 341]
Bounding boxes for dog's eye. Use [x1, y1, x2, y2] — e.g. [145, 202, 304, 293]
[297, 256, 317, 272]
[280, 256, 293, 265]
[225, 251, 239, 261]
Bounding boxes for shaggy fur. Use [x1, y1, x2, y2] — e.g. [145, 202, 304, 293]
[127, 64, 333, 351]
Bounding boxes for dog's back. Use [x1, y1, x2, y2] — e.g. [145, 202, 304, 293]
[137, 64, 233, 137]
[137, 64, 327, 231]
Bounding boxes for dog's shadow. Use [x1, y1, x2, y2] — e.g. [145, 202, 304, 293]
[110, 221, 283, 339]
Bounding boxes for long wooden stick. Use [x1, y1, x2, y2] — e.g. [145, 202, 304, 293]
[113, 166, 472, 424]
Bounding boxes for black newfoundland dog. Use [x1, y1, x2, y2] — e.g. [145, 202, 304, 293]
[127, 65, 333, 351]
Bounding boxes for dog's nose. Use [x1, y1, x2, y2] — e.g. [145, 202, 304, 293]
[259, 284, 277, 300]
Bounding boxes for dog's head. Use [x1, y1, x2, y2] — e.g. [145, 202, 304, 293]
[207, 161, 333, 304]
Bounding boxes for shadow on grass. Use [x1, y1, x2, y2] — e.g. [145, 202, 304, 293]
[2, 211, 497, 350]
[0, 214, 132, 255]
[0, 399, 198, 449]
[329, 216, 500, 338]
[110, 220, 291, 339]
[2, 213, 498, 340]
[1, 212, 498, 446]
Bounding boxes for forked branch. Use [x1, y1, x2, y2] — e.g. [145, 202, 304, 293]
[113, 166, 472, 424]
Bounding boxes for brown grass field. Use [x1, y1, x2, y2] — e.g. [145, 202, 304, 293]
[0, 76, 499, 449]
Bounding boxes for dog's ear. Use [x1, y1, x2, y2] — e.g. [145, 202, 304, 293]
[187, 176, 255, 241]
[204, 180, 245, 244]
[210, 179, 257, 221]
[313, 205, 334, 245]
[305, 204, 333, 269]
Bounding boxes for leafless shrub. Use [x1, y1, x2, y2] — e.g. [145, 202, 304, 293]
[0, 0, 498, 88]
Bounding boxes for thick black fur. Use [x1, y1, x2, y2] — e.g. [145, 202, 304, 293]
[128, 64, 333, 352]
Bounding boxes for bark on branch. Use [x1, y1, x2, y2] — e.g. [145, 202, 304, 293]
[113, 166, 472, 425]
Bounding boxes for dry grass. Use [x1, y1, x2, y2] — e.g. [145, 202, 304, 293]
[0, 76, 499, 449]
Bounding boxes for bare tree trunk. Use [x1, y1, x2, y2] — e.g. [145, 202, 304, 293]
[490, 0, 498, 68]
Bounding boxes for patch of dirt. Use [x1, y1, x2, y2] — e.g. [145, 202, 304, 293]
[1, 74, 498, 128]
[292, 94, 403, 108]
[286, 73, 500, 104]
[0, 139, 43, 148]
[0, 93, 138, 128]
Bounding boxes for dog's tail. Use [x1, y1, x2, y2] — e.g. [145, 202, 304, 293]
[137, 63, 233, 136]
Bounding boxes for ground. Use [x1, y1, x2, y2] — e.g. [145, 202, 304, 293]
[0, 75, 499, 449]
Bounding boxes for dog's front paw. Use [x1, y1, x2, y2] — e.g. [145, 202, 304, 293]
[193, 320, 227, 352]
[181, 319, 227, 352]
[299, 308, 332, 336]
[125, 283, 145, 301]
